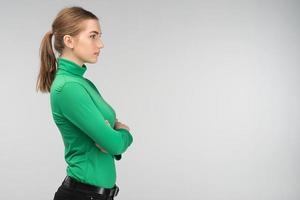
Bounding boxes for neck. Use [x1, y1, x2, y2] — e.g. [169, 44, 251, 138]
[59, 53, 84, 67]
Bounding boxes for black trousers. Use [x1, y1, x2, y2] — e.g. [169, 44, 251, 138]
[53, 184, 115, 200]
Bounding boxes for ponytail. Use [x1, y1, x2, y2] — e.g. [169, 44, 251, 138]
[36, 30, 57, 93]
[36, 6, 99, 93]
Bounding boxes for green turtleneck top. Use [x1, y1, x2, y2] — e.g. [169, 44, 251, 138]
[50, 57, 133, 188]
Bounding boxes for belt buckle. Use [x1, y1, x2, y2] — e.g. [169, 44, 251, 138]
[109, 185, 119, 197]
[95, 187, 105, 195]
[113, 186, 119, 197]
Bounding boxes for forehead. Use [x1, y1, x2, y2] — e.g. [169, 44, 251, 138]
[80, 19, 101, 34]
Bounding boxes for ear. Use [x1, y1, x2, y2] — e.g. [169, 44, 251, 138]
[63, 35, 75, 49]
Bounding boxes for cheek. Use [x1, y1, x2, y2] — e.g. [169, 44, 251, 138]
[77, 40, 93, 54]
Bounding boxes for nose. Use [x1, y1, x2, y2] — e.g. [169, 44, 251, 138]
[97, 38, 104, 49]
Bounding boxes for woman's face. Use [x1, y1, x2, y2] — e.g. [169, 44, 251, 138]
[71, 19, 104, 64]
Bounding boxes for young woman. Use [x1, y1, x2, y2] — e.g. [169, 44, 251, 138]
[36, 6, 133, 200]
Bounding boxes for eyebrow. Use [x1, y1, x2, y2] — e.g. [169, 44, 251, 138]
[89, 31, 102, 35]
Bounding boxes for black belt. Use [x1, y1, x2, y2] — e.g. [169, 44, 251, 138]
[61, 175, 119, 197]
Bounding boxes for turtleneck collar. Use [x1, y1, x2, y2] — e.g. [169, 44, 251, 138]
[57, 57, 87, 77]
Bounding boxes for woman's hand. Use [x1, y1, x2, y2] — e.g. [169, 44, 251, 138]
[114, 118, 130, 132]
[95, 118, 130, 153]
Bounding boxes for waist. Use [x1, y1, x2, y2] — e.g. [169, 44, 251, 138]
[65, 148, 117, 187]
[61, 175, 119, 198]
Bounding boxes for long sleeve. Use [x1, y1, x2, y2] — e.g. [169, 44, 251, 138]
[58, 82, 133, 155]
[84, 78, 125, 160]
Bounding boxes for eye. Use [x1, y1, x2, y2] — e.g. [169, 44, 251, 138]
[90, 34, 97, 39]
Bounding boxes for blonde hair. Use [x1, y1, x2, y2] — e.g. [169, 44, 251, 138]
[36, 6, 98, 93]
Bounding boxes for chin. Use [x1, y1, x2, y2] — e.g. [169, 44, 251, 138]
[86, 58, 98, 64]
[90, 60, 97, 64]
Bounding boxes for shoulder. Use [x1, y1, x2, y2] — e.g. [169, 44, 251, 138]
[51, 81, 90, 108]
[50, 77, 90, 112]
[50, 77, 88, 101]
[60, 81, 88, 98]
[51, 75, 86, 93]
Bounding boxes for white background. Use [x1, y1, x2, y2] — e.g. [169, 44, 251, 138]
[0, 0, 299, 199]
